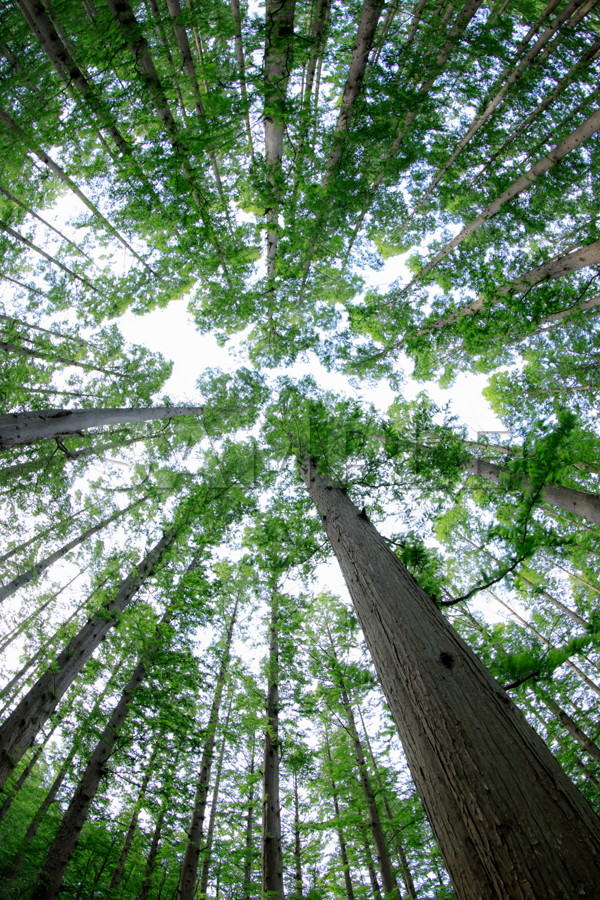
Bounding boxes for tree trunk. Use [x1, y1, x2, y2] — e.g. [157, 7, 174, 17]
[3, 654, 126, 889]
[328, 644, 399, 899]
[466, 455, 600, 525]
[535, 690, 600, 767]
[300, 457, 600, 899]
[198, 696, 232, 897]
[108, 741, 161, 895]
[263, 0, 297, 279]
[325, 740, 355, 900]
[30, 603, 173, 900]
[0, 719, 57, 825]
[177, 601, 238, 900]
[261, 592, 285, 899]
[0, 527, 178, 790]
[243, 737, 256, 900]
[356, 705, 418, 899]
[292, 772, 303, 899]
[403, 107, 600, 291]
[0, 498, 143, 604]
[0, 404, 204, 449]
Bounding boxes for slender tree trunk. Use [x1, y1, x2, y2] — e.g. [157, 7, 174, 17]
[243, 737, 256, 900]
[300, 457, 600, 899]
[108, 741, 161, 895]
[325, 740, 355, 900]
[292, 772, 303, 899]
[0, 498, 143, 604]
[29, 604, 173, 900]
[177, 601, 238, 900]
[0, 404, 203, 450]
[230, 0, 254, 158]
[356, 705, 418, 899]
[0, 568, 83, 657]
[359, 828, 383, 900]
[198, 697, 232, 897]
[263, 0, 297, 279]
[536, 688, 600, 766]
[0, 526, 178, 790]
[0, 719, 57, 824]
[328, 643, 399, 899]
[2, 654, 126, 889]
[402, 107, 600, 292]
[261, 592, 285, 899]
[466, 456, 600, 524]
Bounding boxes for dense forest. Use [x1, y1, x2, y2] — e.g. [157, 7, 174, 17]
[0, 0, 599, 897]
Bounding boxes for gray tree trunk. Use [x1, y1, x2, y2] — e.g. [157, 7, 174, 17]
[0, 527, 177, 789]
[300, 457, 600, 899]
[0, 405, 204, 449]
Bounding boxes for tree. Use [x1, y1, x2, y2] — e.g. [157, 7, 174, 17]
[1, 2, 599, 897]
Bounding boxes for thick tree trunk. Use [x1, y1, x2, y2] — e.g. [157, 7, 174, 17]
[177, 602, 237, 900]
[0, 499, 143, 604]
[466, 455, 600, 524]
[300, 457, 600, 900]
[0, 720, 57, 824]
[0, 405, 204, 450]
[261, 593, 285, 899]
[0, 527, 177, 790]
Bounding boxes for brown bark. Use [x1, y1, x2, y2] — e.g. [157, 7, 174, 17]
[261, 592, 285, 899]
[0, 527, 177, 790]
[0, 404, 204, 450]
[177, 602, 238, 900]
[300, 457, 600, 899]
[198, 697, 232, 897]
[0, 499, 143, 604]
[466, 455, 600, 525]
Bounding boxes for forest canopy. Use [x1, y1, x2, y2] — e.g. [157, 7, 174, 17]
[0, 0, 599, 898]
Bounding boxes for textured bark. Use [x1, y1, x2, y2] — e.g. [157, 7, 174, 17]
[0, 499, 143, 604]
[261, 593, 285, 899]
[177, 603, 237, 900]
[0, 404, 204, 449]
[0, 527, 177, 789]
[421, 238, 600, 331]
[301, 458, 600, 900]
[466, 455, 600, 525]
